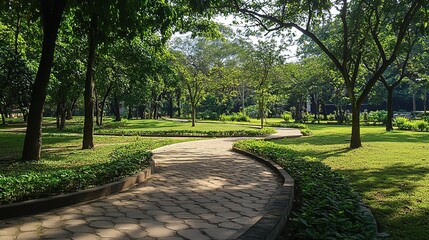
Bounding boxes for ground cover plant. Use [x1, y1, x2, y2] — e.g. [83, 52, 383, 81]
[26, 118, 276, 137]
[234, 140, 377, 240]
[271, 125, 429, 240]
[0, 131, 188, 204]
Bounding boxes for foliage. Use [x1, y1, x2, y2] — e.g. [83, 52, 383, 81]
[219, 112, 250, 122]
[0, 140, 177, 204]
[282, 111, 293, 123]
[233, 140, 377, 240]
[394, 117, 410, 128]
[395, 118, 429, 132]
[94, 128, 275, 137]
[367, 110, 387, 123]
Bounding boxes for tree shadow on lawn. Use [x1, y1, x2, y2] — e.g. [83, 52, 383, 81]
[335, 163, 429, 238]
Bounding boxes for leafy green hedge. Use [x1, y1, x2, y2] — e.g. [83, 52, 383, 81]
[267, 122, 311, 136]
[219, 112, 251, 122]
[0, 141, 161, 204]
[233, 140, 377, 240]
[94, 128, 275, 137]
[395, 117, 429, 132]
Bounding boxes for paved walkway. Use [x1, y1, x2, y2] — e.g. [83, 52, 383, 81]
[0, 129, 300, 240]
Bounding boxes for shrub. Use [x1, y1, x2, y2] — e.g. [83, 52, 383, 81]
[96, 128, 275, 137]
[233, 140, 378, 240]
[282, 111, 293, 123]
[394, 117, 409, 128]
[219, 112, 250, 122]
[0, 140, 171, 204]
[399, 121, 417, 130]
[415, 120, 429, 132]
[423, 116, 429, 123]
[367, 110, 387, 123]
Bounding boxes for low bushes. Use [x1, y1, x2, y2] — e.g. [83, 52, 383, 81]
[0, 140, 171, 204]
[268, 122, 312, 136]
[95, 128, 274, 137]
[219, 112, 251, 122]
[233, 140, 377, 240]
[282, 111, 293, 123]
[395, 117, 429, 132]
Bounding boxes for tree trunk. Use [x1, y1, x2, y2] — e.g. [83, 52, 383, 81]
[128, 105, 133, 120]
[59, 105, 66, 130]
[177, 97, 181, 117]
[113, 94, 121, 121]
[412, 92, 416, 118]
[241, 83, 246, 115]
[259, 95, 264, 129]
[66, 98, 77, 120]
[424, 87, 427, 115]
[99, 84, 112, 127]
[191, 104, 196, 127]
[99, 104, 104, 127]
[0, 107, 6, 125]
[22, 0, 66, 161]
[95, 90, 100, 127]
[56, 102, 60, 129]
[0, 109, 5, 125]
[386, 87, 394, 131]
[138, 105, 145, 119]
[82, 11, 98, 150]
[169, 97, 173, 118]
[350, 103, 362, 149]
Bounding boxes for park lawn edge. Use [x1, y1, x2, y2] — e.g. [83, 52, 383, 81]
[233, 139, 378, 240]
[0, 140, 176, 205]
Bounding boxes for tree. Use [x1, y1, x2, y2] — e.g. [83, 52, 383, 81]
[246, 40, 282, 128]
[22, 0, 67, 161]
[77, 0, 174, 149]
[225, 0, 425, 148]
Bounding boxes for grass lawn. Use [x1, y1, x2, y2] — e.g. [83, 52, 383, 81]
[0, 131, 188, 173]
[273, 125, 429, 240]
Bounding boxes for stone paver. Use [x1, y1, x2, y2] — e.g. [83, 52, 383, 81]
[0, 136, 290, 239]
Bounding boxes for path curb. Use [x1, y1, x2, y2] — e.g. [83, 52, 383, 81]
[0, 160, 155, 220]
[232, 147, 295, 240]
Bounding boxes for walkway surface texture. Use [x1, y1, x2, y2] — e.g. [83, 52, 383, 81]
[0, 128, 301, 240]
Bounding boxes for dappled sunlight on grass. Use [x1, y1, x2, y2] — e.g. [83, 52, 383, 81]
[273, 124, 429, 240]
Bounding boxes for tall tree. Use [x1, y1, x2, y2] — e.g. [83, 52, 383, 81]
[22, 0, 67, 161]
[216, 0, 426, 148]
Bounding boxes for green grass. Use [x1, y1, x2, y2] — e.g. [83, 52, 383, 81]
[272, 125, 429, 240]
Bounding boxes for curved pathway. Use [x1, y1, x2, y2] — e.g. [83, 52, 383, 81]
[0, 129, 300, 240]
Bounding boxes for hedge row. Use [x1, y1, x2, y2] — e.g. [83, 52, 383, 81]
[0, 141, 156, 204]
[95, 128, 276, 137]
[233, 140, 377, 240]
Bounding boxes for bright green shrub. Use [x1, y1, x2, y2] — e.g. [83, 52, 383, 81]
[368, 110, 387, 123]
[394, 117, 409, 128]
[0, 140, 172, 204]
[219, 112, 250, 122]
[400, 121, 417, 130]
[282, 111, 293, 123]
[415, 120, 429, 132]
[233, 140, 377, 240]
[96, 128, 275, 137]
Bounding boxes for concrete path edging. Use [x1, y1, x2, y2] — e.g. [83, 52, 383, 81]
[0, 161, 156, 220]
[232, 147, 294, 240]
